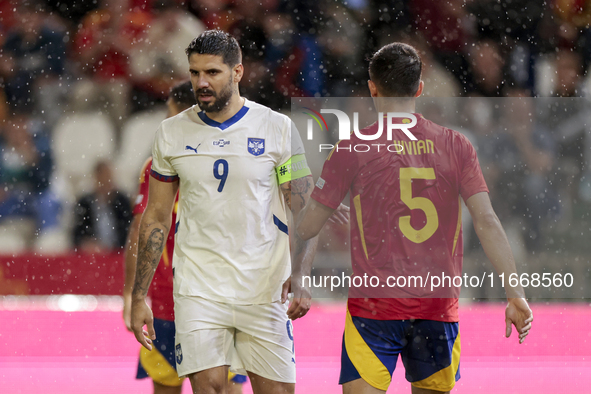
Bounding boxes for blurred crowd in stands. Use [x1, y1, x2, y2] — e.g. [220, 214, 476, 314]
[1, 0, 591, 258]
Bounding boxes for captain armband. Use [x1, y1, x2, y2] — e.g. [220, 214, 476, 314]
[276, 154, 312, 184]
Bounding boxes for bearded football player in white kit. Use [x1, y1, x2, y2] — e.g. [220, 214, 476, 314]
[130, 30, 318, 394]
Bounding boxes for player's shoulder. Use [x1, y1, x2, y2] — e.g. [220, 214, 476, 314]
[244, 98, 289, 128]
[159, 105, 200, 133]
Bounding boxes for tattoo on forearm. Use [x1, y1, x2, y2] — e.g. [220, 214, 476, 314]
[292, 223, 319, 280]
[281, 183, 292, 210]
[132, 227, 166, 297]
[289, 176, 318, 279]
[290, 176, 313, 210]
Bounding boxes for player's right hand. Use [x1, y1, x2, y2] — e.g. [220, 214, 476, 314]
[328, 203, 350, 225]
[130, 298, 156, 351]
[285, 276, 312, 321]
[505, 298, 533, 344]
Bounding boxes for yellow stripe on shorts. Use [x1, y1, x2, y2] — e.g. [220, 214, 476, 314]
[344, 310, 391, 391]
[140, 347, 184, 387]
[411, 330, 461, 392]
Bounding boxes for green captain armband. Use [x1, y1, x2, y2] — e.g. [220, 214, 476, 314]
[276, 154, 312, 184]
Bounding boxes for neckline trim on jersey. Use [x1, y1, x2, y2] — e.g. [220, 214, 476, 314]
[198, 104, 250, 130]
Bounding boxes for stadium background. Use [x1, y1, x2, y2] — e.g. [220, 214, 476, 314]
[1, 0, 591, 392]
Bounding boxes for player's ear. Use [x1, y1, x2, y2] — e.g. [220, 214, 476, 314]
[233, 63, 244, 83]
[414, 80, 424, 98]
[368, 80, 378, 97]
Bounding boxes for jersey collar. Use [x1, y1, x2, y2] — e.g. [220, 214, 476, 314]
[198, 101, 250, 130]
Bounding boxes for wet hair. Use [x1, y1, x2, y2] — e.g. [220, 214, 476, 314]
[185, 30, 242, 67]
[169, 81, 196, 110]
[369, 43, 422, 97]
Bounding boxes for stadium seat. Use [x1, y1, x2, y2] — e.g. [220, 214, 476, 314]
[114, 107, 166, 195]
[52, 111, 116, 198]
[0, 218, 35, 254]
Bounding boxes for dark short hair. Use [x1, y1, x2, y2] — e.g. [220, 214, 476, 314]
[169, 80, 196, 110]
[185, 30, 242, 67]
[369, 43, 422, 97]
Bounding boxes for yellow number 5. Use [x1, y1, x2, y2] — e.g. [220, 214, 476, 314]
[399, 167, 439, 243]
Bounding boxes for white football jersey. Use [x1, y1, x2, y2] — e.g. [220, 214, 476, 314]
[151, 98, 306, 304]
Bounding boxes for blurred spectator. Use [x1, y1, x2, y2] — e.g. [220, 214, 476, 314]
[409, 34, 461, 97]
[540, 48, 591, 202]
[73, 160, 132, 253]
[189, 0, 235, 30]
[552, 47, 586, 97]
[467, 40, 508, 96]
[0, 110, 60, 235]
[262, 4, 325, 108]
[0, 1, 19, 35]
[410, 0, 473, 93]
[228, 1, 280, 107]
[469, 94, 558, 252]
[71, 0, 147, 131]
[128, 0, 205, 110]
[0, 0, 68, 126]
[316, 1, 366, 96]
[502, 92, 558, 251]
[44, 0, 100, 27]
[467, 0, 544, 93]
[552, 0, 591, 53]
[363, 0, 412, 59]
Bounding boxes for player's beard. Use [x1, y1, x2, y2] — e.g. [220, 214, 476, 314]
[195, 76, 235, 114]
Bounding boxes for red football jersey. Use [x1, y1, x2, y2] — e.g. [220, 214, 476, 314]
[311, 114, 488, 322]
[133, 158, 178, 321]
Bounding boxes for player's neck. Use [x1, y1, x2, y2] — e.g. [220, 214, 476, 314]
[204, 94, 245, 123]
[373, 97, 416, 114]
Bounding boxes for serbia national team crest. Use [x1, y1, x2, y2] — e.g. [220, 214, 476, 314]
[176, 343, 183, 364]
[247, 138, 265, 156]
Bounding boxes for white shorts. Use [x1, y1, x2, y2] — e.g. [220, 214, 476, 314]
[174, 295, 296, 383]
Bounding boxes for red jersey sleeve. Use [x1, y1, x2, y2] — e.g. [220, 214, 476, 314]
[311, 141, 359, 209]
[132, 158, 153, 216]
[457, 133, 489, 200]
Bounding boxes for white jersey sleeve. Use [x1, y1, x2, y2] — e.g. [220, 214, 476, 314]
[151, 121, 178, 179]
[278, 120, 306, 166]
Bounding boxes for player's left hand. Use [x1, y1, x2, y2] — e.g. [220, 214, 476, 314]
[505, 298, 533, 344]
[328, 203, 350, 225]
[283, 276, 312, 321]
